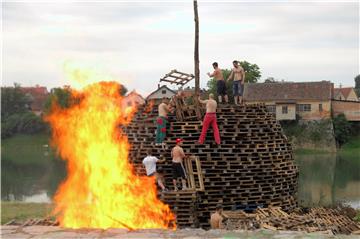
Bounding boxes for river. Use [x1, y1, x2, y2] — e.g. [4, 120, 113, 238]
[1, 134, 359, 208]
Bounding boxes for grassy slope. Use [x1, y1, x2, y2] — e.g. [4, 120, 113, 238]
[1, 202, 54, 224]
[339, 136, 360, 156]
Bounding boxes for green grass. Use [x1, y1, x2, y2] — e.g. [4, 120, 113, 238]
[1, 133, 56, 165]
[294, 148, 332, 155]
[339, 136, 360, 156]
[1, 202, 54, 224]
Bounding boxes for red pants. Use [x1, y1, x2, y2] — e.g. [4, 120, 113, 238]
[198, 113, 221, 145]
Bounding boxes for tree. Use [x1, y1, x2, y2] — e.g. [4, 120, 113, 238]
[1, 83, 45, 138]
[354, 74, 360, 97]
[333, 113, 351, 147]
[264, 77, 277, 83]
[1, 83, 32, 119]
[239, 61, 261, 83]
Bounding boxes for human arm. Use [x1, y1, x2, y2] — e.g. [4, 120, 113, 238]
[241, 68, 246, 84]
[198, 96, 207, 104]
[207, 70, 215, 78]
[157, 155, 166, 163]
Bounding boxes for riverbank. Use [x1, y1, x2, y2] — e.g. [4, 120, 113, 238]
[1, 202, 53, 224]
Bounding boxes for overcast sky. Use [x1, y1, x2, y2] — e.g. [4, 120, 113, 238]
[2, 1, 359, 96]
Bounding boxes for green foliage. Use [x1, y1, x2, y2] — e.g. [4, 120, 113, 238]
[1, 83, 32, 119]
[264, 77, 277, 83]
[44, 87, 72, 112]
[1, 112, 46, 138]
[355, 74, 360, 97]
[333, 113, 351, 146]
[1, 84, 46, 138]
[238, 61, 261, 83]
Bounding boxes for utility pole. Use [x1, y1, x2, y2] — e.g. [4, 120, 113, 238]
[193, 0, 200, 96]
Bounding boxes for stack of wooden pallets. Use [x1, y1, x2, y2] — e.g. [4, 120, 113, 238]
[124, 103, 298, 228]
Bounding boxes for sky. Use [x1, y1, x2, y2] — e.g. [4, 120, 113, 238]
[2, 1, 359, 96]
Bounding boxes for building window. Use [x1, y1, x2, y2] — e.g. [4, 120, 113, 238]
[161, 90, 166, 94]
[296, 104, 311, 112]
[319, 104, 323, 112]
[282, 106, 288, 114]
[266, 105, 276, 114]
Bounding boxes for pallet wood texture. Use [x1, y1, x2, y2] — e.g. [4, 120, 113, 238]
[123, 103, 298, 228]
[223, 207, 360, 235]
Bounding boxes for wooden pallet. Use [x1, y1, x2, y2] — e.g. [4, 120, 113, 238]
[124, 103, 298, 228]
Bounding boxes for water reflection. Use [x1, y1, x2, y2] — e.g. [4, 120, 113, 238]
[295, 153, 360, 208]
[1, 138, 359, 208]
[1, 155, 66, 202]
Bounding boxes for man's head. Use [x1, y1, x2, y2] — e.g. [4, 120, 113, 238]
[176, 138, 183, 146]
[162, 97, 169, 103]
[209, 93, 214, 100]
[212, 62, 218, 69]
[215, 205, 223, 213]
[146, 149, 152, 156]
[233, 60, 239, 68]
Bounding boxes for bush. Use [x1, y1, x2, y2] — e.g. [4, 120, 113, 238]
[1, 112, 46, 139]
[333, 114, 351, 146]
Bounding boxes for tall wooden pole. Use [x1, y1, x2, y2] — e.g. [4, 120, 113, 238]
[194, 0, 200, 96]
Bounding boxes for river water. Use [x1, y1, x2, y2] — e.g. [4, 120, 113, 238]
[1, 138, 359, 208]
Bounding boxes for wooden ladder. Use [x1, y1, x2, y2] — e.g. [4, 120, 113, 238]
[184, 155, 204, 191]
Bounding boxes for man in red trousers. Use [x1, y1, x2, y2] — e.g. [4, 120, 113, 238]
[198, 93, 221, 145]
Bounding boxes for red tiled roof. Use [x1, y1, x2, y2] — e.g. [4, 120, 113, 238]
[20, 86, 49, 111]
[334, 87, 353, 99]
[244, 81, 333, 101]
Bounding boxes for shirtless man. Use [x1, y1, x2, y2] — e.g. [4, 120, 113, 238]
[171, 138, 187, 191]
[207, 62, 228, 104]
[210, 205, 224, 229]
[156, 98, 171, 148]
[198, 93, 221, 145]
[227, 60, 245, 105]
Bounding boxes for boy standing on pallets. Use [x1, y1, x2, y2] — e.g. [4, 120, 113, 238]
[156, 98, 171, 148]
[207, 62, 229, 104]
[142, 149, 168, 192]
[171, 138, 188, 191]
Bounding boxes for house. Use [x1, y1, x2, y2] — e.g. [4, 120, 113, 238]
[244, 81, 333, 121]
[146, 85, 176, 102]
[333, 87, 359, 101]
[20, 85, 49, 116]
[122, 90, 145, 108]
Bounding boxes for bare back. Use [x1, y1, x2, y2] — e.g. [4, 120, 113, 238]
[210, 212, 223, 229]
[172, 146, 185, 163]
[158, 103, 169, 117]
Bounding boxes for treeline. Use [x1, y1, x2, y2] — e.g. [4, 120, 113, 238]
[1, 83, 128, 139]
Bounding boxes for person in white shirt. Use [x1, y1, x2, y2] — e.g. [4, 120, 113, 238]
[142, 149, 167, 191]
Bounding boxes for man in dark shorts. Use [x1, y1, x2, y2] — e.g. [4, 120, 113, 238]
[207, 62, 228, 104]
[171, 138, 187, 191]
[227, 60, 246, 105]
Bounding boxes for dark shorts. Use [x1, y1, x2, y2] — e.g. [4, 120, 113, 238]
[172, 162, 186, 179]
[217, 80, 227, 96]
[233, 81, 243, 96]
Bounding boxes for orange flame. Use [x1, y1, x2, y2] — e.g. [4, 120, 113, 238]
[45, 81, 175, 229]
